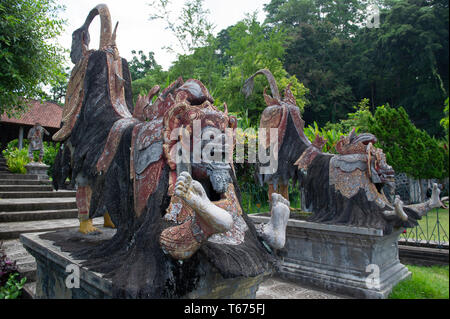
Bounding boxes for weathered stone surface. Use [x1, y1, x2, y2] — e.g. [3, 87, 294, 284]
[25, 163, 50, 180]
[21, 229, 269, 299]
[250, 214, 411, 299]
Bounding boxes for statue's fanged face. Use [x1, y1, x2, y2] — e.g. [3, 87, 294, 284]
[336, 129, 395, 192]
[161, 79, 238, 203]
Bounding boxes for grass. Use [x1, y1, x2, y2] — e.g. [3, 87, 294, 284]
[389, 265, 449, 299]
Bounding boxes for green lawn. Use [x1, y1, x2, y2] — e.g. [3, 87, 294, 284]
[389, 265, 449, 299]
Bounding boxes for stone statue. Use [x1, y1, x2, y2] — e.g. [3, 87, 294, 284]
[52, 4, 126, 233]
[27, 122, 49, 163]
[244, 69, 446, 235]
[49, 4, 289, 298]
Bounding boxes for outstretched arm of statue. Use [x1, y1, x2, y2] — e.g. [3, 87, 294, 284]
[404, 183, 446, 216]
[383, 183, 446, 221]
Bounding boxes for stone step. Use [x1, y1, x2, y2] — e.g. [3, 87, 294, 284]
[0, 190, 76, 199]
[0, 179, 51, 185]
[1, 239, 37, 284]
[0, 208, 78, 222]
[0, 185, 54, 192]
[0, 197, 77, 212]
[0, 217, 103, 240]
[0, 173, 39, 180]
[22, 282, 36, 299]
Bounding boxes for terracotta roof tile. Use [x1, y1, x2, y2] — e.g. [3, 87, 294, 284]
[1, 100, 63, 129]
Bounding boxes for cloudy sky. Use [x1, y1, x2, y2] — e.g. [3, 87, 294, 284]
[56, 0, 271, 70]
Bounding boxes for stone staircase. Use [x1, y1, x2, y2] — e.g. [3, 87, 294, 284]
[0, 155, 9, 173]
[0, 156, 87, 298]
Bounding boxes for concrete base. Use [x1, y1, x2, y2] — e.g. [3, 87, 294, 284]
[20, 229, 269, 299]
[25, 163, 49, 180]
[250, 214, 411, 299]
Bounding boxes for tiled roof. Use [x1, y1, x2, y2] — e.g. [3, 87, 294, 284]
[0, 100, 63, 129]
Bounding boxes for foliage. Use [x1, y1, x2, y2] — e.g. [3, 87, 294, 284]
[46, 66, 70, 105]
[264, 0, 449, 137]
[0, 0, 67, 116]
[148, 0, 215, 55]
[136, 3, 309, 128]
[2, 139, 60, 176]
[0, 273, 26, 299]
[304, 121, 348, 154]
[441, 98, 449, 138]
[350, 0, 449, 137]
[214, 14, 309, 126]
[339, 98, 374, 133]
[389, 264, 449, 299]
[368, 105, 446, 179]
[2, 147, 29, 174]
[128, 50, 164, 81]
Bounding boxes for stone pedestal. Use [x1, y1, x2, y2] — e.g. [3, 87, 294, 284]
[25, 162, 50, 180]
[20, 229, 269, 299]
[250, 214, 410, 299]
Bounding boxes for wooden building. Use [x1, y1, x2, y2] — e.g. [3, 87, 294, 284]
[0, 100, 63, 151]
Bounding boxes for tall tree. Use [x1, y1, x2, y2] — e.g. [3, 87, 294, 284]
[215, 14, 309, 125]
[128, 50, 163, 81]
[148, 0, 215, 55]
[353, 0, 449, 137]
[0, 0, 66, 116]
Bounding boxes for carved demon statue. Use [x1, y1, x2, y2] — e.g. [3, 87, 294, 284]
[244, 69, 445, 235]
[50, 5, 289, 298]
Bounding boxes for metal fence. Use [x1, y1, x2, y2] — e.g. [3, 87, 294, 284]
[400, 207, 449, 248]
[398, 182, 449, 248]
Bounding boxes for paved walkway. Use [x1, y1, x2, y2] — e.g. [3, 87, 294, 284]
[256, 277, 350, 299]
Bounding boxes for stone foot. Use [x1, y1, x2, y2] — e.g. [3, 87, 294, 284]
[174, 172, 233, 233]
[79, 219, 101, 234]
[257, 193, 290, 250]
[103, 212, 116, 228]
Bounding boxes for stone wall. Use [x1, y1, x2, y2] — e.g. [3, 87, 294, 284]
[394, 173, 448, 204]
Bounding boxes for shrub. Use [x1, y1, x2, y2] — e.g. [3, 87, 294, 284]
[2, 138, 60, 175]
[0, 273, 26, 299]
[368, 105, 446, 180]
[304, 121, 349, 154]
[2, 147, 29, 174]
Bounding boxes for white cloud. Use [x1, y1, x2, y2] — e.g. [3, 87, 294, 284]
[56, 0, 270, 70]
